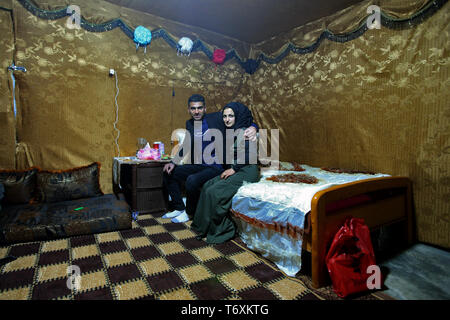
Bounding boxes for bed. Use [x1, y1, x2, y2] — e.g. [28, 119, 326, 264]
[230, 162, 413, 288]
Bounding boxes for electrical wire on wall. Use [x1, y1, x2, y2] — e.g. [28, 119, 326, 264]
[7, 63, 28, 168]
[112, 70, 121, 157]
[8, 67, 17, 119]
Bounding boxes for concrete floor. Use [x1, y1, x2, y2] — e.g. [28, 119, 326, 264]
[380, 243, 450, 300]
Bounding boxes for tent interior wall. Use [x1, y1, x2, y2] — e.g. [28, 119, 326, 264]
[0, 0, 448, 249]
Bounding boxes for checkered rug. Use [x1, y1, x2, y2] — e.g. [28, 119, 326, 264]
[0, 212, 382, 300]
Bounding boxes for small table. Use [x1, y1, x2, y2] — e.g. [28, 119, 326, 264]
[113, 157, 171, 215]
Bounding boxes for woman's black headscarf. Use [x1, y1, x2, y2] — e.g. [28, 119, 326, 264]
[222, 102, 253, 129]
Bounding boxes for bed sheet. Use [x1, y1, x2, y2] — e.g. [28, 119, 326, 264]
[231, 164, 389, 276]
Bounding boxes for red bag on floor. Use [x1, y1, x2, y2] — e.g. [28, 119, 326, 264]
[325, 217, 380, 298]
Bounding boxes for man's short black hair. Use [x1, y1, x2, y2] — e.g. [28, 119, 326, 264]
[188, 94, 205, 106]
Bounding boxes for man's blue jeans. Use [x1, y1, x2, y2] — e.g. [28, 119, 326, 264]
[163, 164, 223, 218]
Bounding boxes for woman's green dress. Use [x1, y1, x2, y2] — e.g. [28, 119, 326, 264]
[191, 164, 259, 244]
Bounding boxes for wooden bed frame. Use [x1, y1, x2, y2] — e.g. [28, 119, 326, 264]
[305, 176, 414, 288]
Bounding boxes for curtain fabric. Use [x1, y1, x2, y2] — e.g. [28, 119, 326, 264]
[0, 0, 448, 247]
[250, 1, 449, 248]
[0, 2, 16, 168]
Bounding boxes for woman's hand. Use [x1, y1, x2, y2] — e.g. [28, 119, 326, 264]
[244, 126, 257, 141]
[221, 168, 235, 179]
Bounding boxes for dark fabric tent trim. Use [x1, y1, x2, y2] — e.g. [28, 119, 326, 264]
[13, 0, 448, 74]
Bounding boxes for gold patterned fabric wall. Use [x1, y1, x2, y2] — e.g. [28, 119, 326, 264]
[0, 0, 448, 248]
[2, 0, 251, 195]
[0, 0, 15, 168]
[250, 1, 449, 248]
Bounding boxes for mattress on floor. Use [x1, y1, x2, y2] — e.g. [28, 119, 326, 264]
[0, 194, 131, 244]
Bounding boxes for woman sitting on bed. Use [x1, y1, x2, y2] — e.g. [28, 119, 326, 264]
[191, 102, 260, 244]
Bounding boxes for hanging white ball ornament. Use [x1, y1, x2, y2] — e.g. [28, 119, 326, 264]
[177, 37, 193, 56]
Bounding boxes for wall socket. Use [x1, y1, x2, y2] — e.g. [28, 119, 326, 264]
[109, 69, 115, 77]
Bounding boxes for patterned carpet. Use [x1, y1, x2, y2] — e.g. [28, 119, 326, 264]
[0, 212, 384, 300]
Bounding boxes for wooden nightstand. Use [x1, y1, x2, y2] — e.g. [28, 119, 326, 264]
[113, 157, 170, 214]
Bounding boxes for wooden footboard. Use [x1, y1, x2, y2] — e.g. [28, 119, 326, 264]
[308, 176, 414, 288]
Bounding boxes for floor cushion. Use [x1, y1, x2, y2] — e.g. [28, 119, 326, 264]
[0, 194, 131, 244]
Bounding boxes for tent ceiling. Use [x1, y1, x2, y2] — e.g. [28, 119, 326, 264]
[103, 0, 366, 44]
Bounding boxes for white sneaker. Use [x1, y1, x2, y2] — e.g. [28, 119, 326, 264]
[162, 210, 185, 219]
[171, 211, 189, 223]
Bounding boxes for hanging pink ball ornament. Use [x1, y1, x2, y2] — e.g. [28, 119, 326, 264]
[212, 49, 226, 65]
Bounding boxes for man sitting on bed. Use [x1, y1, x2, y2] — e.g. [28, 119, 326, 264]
[162, 94, 258, 223]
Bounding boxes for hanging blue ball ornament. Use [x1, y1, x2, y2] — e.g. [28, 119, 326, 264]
[177, 37, 193, 56]
[134, 26, 152, 53]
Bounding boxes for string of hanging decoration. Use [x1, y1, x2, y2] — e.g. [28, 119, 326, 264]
[14, 0, 448, 74]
